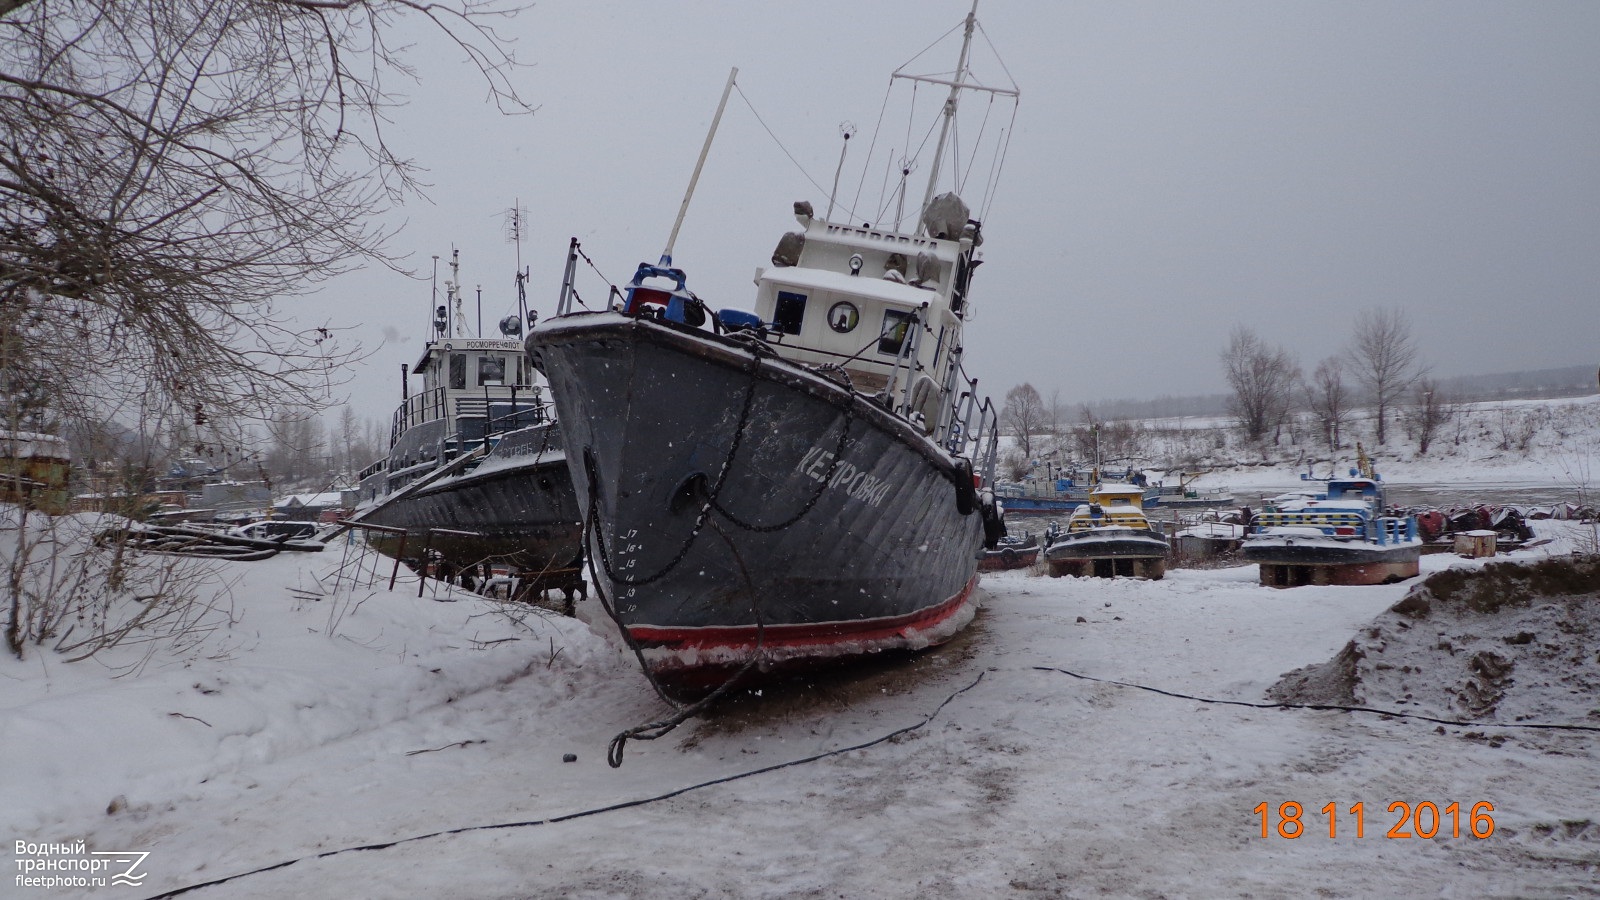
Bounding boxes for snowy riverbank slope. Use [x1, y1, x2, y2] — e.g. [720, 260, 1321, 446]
[1066, 393, 1600, 503]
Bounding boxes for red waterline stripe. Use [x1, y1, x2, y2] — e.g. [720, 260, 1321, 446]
[628, 576, 979, 651]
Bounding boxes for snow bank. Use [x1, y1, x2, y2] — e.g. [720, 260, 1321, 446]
[0, 549, 624, 838]
[1270, 553, 1600, 727]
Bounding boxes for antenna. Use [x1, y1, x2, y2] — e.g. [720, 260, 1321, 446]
[504, 202, 528, 271]
[824, 122, 856, 222]
[430, 254, 440, 336]
[505, 201, 531, 328]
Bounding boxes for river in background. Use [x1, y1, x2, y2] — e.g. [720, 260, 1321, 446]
[1383, 482, 1592, 511]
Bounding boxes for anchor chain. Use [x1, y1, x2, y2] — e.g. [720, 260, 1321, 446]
[589, 351, 854, 585]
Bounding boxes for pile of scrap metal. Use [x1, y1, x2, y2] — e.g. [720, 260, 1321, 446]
[1410, 505, 1538, 552]
[100, 524, 326, 561]
[1525, 501, 1599, 521]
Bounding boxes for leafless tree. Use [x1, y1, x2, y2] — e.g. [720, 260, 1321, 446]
[1304, 356, 1351, 451]
[1, 0, 532, 445]
[335, 404, 361, 477]
[1494, 404, 1542, 452]
[1445, 394, 1472, 447]
[1347, 307, 1423, 445]
[1045, 387, 1064, 446]
[1220, 326, 1299, 444]
[3, 0, 531, 660]
[1001, 383, 1047, 460]
[1073, 405, 1102, 464]
[265, 406, 326, 484]
[1098, 419, 1144, 465]
[364, 416, 389, 463]
[1402, 377, 1450, 455]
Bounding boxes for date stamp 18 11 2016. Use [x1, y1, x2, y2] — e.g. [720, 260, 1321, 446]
[1254, 801, 1496, 840]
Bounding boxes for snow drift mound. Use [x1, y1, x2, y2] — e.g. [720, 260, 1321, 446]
[1269, 555, 1600, 724]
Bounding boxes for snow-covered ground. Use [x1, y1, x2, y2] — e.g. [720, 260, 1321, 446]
[5, 532, 1598, 897]
[5, 398, 1600, 898]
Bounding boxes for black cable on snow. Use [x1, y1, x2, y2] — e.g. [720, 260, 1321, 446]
[140, 672, 985, 900]
[1032, 665, 1600, 734]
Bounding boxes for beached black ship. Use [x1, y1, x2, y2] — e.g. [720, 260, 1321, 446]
[530, 8, 1014, 688]
[353, 252, 582, 580]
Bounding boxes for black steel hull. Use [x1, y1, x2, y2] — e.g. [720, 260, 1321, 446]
[1044, 529, 1168, 579]
[979, 537, 1039, 571]
[1242, 535, 1422, 586]
[1240, 538, 1423, 567]
[531, 312, 986, 682]
[1044, 530, 1168, 562]
[362, 449, 583, 572]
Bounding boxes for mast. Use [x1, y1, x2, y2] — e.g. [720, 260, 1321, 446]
[448, 247, 466, 338]
[662, 67, 738, 267]
[917, 0, 979, 226]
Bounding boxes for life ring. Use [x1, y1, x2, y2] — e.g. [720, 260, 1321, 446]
[1000, 547, 1018, 564]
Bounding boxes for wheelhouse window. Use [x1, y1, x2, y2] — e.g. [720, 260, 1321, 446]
[877, 308, 915, 356]
[477, 355, 506, 386]
[773, 291, 808, 335]
[488, 402, 543, 431]
[449, 353, 467, 390]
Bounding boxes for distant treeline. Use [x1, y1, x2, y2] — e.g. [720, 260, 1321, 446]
[1068, 363, 1596, 423]
[1435, 364, 1598, 402]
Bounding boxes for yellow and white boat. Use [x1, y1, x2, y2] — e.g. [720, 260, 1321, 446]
[1043, 484, 1169, 579]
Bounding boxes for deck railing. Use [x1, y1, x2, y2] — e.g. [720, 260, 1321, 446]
[390, 385, 547, 448]
[1254, 510, 1417, 544]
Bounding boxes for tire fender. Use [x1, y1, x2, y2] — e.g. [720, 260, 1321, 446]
[953, 459, 978, 516]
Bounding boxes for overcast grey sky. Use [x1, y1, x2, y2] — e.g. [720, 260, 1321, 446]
[306, 0, 1600, 421]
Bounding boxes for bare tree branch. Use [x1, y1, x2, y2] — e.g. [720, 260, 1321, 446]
[1402, 376, 1450, 455]
[3, 0, 534, 660]
[1304, 355, 1350, 451]
[1347, 307, 1424, 445]
[1220, 325, 1299, 445]
[1, 0, 534, 443]
[1001, 383, 1046, 461]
